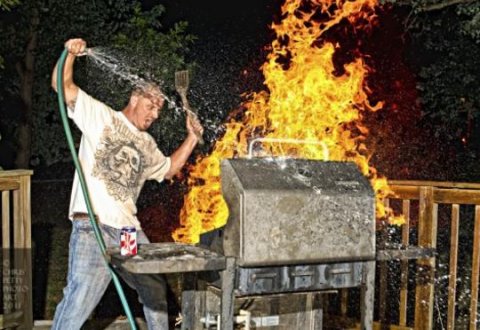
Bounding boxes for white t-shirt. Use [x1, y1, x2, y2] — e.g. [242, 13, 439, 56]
[67, 89, 171, 229]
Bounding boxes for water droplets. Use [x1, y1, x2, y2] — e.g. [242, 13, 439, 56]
[85, 47, 186, 116]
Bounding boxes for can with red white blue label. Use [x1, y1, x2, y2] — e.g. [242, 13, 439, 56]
[120, 226, 137, 256]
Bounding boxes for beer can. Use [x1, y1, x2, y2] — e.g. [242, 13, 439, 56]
[120, 226, 137, 256]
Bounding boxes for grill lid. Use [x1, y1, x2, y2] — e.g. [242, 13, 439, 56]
[221, 158, 376, 266]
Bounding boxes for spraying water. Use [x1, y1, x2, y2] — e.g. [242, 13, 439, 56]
[83, 47, 219, 135]
[86, 47, 178, 110]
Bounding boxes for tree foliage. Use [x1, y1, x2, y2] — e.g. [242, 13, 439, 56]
[0, 0, 18, 10]
[390, 0, 480, 142]
[368, 0, 480, 181]
[0, 0, 19, 68]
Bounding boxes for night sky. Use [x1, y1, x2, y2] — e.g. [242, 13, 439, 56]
[147, 0, 280, 33]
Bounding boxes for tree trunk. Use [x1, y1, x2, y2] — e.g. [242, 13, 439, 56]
[14, 9, 39, 169]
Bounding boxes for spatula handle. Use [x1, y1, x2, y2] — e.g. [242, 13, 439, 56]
[187, 111, 205, 145]
[180, 94, 205, 145]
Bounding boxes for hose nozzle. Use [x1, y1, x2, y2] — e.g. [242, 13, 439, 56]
[79, 48, 92, 56]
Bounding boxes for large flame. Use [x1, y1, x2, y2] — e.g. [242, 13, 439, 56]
[173, 0, 402, 244]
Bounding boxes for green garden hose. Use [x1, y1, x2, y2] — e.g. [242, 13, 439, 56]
[56, 48, 138, 330]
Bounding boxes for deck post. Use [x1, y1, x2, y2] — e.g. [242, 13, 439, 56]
[414, 186, 437, 330]
[0, 170, 33, 329]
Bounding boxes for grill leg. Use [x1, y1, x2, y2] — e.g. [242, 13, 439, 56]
[220, 257, 236, 330]
[181, 273, 197, 330]
[361, 260, 375, 330]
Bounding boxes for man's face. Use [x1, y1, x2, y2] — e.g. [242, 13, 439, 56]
[133, 91, 164, 131]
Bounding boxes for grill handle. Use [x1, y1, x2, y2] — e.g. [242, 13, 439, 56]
[247, 137, 329, 159]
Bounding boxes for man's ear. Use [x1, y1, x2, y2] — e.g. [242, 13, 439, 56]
[129, 94, 139, 107]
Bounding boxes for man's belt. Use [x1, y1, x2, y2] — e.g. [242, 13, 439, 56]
[72, 212, 98, 220]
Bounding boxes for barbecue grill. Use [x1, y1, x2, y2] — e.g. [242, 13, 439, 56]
[221, 158, 375, 265]
[189, 158, 376, 329]
[108, 157, 377, 330]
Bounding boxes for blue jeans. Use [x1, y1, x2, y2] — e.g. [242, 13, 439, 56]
[51, 220, 169, 330]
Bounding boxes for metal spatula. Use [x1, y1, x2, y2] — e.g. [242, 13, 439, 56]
[175, 70, 205, 145]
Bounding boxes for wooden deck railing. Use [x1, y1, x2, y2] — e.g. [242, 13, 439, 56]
[0, 170, 33, 329]
[375, 180, 480, 330]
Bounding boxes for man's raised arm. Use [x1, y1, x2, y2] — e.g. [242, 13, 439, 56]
[51, 38, 87, 110]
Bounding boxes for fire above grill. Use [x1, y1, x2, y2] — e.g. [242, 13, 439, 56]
[220, 158, 376, 267]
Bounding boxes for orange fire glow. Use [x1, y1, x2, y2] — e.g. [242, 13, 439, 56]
[173, 0, 403, 244]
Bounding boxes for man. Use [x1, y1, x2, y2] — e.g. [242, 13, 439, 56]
[51, 38, 203, 329]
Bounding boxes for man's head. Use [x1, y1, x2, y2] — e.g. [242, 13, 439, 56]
[124, 81, 165, 131]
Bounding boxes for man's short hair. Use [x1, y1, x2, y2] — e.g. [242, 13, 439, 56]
[132, 81, 163, 99]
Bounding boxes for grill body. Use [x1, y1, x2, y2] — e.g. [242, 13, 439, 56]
[221, 158, 376, 266]
[189, 158, 377, 329]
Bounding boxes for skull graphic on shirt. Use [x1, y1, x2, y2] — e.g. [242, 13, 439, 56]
[93, 125, 145, 202]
